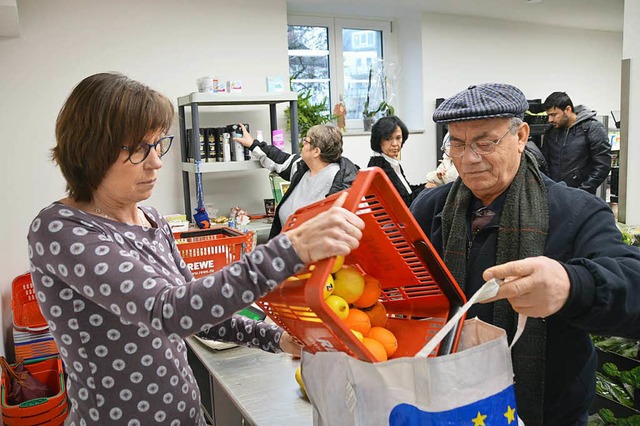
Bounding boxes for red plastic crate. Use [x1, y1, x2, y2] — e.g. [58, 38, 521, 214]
[174, 227, 253, 278]
[256, 168, 467, 362]
[1, 356, 67, 424]
[11, 273, 47, 331]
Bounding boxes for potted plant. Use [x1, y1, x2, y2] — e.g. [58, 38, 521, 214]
[286, 88, 335, 149]
[362, 66, 395, 131]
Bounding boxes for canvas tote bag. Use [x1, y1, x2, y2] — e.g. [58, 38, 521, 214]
[301, 280, 525, 426]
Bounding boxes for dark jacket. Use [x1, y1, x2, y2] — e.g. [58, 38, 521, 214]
[248, 140, 359, 239]
[367, 155, 425, 207]
[541, 105, 611, 194]
[526, 140, 549, 175]
[410, 176, 640, 425]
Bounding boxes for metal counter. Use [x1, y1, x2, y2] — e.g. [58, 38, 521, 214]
[186, 336, 313, 425]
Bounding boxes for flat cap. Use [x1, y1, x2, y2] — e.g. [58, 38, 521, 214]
[433, 83, 529, 123]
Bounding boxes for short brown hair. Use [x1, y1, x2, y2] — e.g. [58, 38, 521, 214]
[306, 125, 343, 163]
[53, 72, 174, 202]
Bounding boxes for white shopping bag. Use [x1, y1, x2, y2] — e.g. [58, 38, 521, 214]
[301, 280, 525, 426]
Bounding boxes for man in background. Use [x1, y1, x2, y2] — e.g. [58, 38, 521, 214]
[541, 91, 611, 194]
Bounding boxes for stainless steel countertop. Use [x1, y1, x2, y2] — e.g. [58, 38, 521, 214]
[186, 336, 313, 425]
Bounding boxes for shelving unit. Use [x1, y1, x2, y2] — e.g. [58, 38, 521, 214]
[177, 92, 298, 217]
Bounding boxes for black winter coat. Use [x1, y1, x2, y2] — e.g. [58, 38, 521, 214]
[367, 156, 425, 207]
[541, 106, 611, 194]
[410, 176, 640, 425]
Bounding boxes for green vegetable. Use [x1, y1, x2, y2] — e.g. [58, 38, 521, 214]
[599, 408, 616, 424]
[620, 366, 640, 389]
[618, 415, 640, 426]
[593, 337, 639, 359]
[604, 362, 622, 378]
[596, 372, 634, 407]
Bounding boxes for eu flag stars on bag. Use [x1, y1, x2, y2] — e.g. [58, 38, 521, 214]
[389, 385, 518, 425]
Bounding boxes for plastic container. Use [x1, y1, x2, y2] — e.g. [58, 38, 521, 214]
[1, 356, 67, 425]
[11, 273, 47, 331]
[174, 227, 253, 278]
[256, 168, 467, 362]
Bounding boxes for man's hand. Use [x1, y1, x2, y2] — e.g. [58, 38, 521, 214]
[481, 256, 571, 318]
[234, 123, 255, 148]
[285, 192, 364, 264]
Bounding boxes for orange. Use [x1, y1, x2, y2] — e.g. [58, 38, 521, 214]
[343, 308, 371, 336]
[362, 337, 388, 362]
[363, 301, 388, 328]
[368, 326, 398, 358]
[353, 275, 382, 309]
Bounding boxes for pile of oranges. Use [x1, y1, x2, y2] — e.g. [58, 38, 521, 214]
[292, 256, 398, 362]
[290, 256, 400, 398]
[333, 267, 397, 362]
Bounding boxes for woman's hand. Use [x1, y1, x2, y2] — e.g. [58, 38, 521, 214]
[234, 123, 255, 148]
[285, 192, 365, 264]
[279, 331, 302, 358]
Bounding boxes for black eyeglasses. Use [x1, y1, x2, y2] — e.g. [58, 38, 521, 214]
[448, 126, 514, 158]
[122, 135, 174, 164]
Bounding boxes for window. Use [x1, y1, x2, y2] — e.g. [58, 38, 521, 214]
[287, 16, 393, 129]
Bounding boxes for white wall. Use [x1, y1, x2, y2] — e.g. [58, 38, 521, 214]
[420, 13, 623, 163]
[0, 0, 289, 357]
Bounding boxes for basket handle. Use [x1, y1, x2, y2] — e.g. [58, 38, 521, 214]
[19, 396, 49, 408]
[415, 278, 502, 357]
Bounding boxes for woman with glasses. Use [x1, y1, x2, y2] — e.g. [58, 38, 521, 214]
[27, 72, 364, 425]
[235, 123, 359, 239]
[367, 115, 426, 207]
[425, 133, 460, 188]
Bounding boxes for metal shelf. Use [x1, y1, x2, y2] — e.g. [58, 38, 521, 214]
[178, 92, 299, 217]
[178, 92, 298, 107]
[181, 161, 262, 173]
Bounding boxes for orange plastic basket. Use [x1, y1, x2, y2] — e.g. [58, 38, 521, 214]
[11, 273, 47, 330]
[1, 356, 67, 424]
[175, 226, 253, 278]
[256, 168, 467, 362]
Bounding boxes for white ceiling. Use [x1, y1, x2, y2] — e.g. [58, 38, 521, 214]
[286, 0, 624, 33]
[1, 0, 623, 39]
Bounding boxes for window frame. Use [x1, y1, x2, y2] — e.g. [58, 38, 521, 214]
[288, 15, 394, 130]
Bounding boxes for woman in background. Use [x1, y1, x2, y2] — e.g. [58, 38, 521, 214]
[368, 116, 426, 206]
[425, 133, 459, 188]
[236, 124, 359, 239]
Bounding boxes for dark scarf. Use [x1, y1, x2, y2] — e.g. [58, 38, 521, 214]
[441, 150, 549, 426]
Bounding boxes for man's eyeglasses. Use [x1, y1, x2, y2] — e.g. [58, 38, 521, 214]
[122, 135, 174, 164]
[448, 126, 514, 158]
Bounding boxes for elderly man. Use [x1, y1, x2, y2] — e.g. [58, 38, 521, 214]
[410, 83, 640, 426]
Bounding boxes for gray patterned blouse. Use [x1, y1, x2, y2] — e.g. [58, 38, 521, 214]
[27, 203, 303, 425]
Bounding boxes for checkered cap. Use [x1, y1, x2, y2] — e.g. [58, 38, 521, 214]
[433, 83, 529, 123]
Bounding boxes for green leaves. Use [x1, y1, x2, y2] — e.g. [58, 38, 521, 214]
[286, 89, 335, 142]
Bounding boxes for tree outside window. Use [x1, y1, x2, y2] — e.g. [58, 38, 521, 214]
[287, 16, 392, 130]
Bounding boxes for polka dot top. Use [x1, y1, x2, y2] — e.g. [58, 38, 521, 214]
[27, 203, 304, 425]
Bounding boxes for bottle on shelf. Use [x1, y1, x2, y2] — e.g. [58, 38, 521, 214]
[222, 133, 231, 162]
[242, 123, 252, 160]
